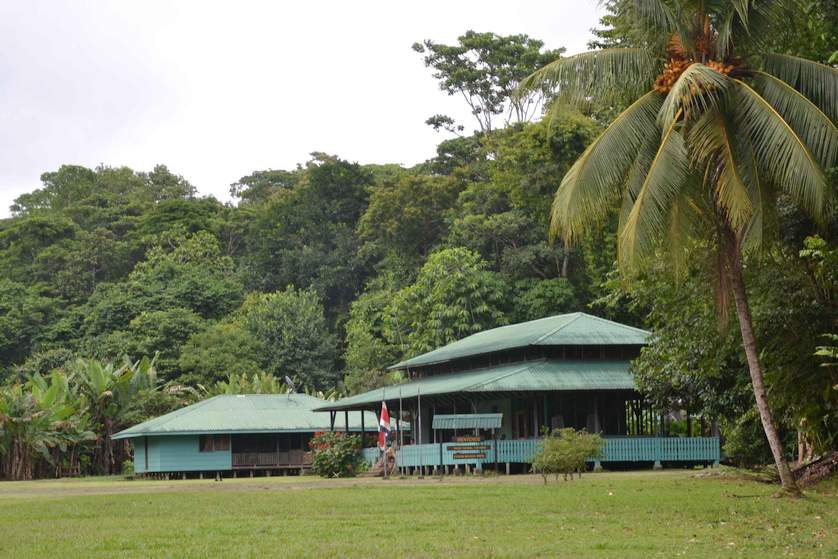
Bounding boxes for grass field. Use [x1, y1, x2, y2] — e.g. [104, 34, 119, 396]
[0, 470, 835, 558]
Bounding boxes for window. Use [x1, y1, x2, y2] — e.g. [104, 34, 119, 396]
[214, 434, 229, 451]
[199, 434, 229, 452]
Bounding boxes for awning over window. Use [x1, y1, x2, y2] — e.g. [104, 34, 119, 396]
[432, 413, 503, 430]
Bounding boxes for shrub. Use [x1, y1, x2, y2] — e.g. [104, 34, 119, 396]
[531, 428, 603, 483]
[308, 432, 363, 478]
[121, 459, 134, 478]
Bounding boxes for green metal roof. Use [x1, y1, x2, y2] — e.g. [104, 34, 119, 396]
[391, 312, 649, 369]
[113, 394, 399, 440]
[315, 359, 636, 411]
[432, 414, 503, 430]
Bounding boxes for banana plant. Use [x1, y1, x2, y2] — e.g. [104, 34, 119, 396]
[70, 355, 159, 475]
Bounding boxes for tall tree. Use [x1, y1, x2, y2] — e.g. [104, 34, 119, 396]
[241, 287, 338, 390]
[385, 248, 509, 358]
[521, 0, 837, 495]
[413, 31, 565, 133]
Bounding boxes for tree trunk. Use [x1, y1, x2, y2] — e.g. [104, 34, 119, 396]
[727, 241, 801, 496]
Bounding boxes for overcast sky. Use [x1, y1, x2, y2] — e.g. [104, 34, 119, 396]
[0, 1, 603, 217]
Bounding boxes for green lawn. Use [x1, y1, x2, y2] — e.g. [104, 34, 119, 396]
[0, 470, 834, 558]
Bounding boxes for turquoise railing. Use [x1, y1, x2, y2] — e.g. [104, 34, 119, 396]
[362, 436, 720, 468]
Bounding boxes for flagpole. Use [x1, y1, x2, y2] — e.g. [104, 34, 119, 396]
[398, 387, 403, 477]
[418, 386, 423, 479]
[382, 388, 388, 479]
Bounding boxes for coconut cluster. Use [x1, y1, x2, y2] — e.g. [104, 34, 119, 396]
[653, 34, 738, 94]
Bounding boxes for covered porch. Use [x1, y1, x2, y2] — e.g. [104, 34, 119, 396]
[315, 359, 722, 470]
[228, 433, 313, 470]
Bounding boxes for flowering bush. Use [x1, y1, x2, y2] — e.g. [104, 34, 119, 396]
[309, 432, 363, 478]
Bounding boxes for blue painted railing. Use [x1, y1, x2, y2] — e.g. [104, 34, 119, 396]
[362, 436, 720, 468]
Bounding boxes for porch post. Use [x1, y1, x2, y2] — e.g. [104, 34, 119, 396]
[686, 406, 692, 437]
[493, 428, 498, 473]
[344, 409, 349, 433]
[330, 411, 335, 432]
[593, 394, 601, 434]
[439, 428, 444, 474]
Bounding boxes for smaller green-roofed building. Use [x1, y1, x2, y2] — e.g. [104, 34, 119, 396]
[114, 394, 389, 475]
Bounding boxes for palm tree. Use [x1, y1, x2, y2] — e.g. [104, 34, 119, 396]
[521, 0, 836, 495]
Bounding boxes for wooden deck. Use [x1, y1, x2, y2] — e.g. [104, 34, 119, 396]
[363, 436, 721, 469]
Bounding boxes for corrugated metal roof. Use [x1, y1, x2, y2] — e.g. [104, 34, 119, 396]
[390, 312, 649, 369]
[315, 359, 636, 411]
[113, 394, 399, 440]
[432, 414, 503, 430]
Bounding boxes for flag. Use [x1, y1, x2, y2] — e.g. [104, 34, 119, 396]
[378, 401, 390, 450]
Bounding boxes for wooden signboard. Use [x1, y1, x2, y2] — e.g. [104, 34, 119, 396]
[446, 444, 491, 451]
[452, 452, 487, 460]
[447, 438, 489, 462]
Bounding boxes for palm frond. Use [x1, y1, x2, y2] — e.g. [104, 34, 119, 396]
[619, 131, 662, 232]
[630, 0, 677, 27]
[751, 71, 837, 169]
[731, 0, 751, 26]
[739, 136, 771, 253]
[686, 109, 753, 230]
[732, 79, 828, 223]
[619, 114, 691, 268]
[664, 179, 706, 277]
[714, 8, 736, 59]
[761, 53, 838, 122]
[519, 48, 659, 107]
[550, 90, 663, 244]
[658, 63, 729, 128]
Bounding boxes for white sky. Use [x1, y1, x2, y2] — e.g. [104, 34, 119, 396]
[0, 1, 603, 217]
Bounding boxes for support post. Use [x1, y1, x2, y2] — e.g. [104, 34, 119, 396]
[493, 428, 498, 473]
[344, 409, 349, 433]
[330, 411, 335, 432]
[360, 408, 365, 452]
[439, 430, 444, 474]
[686, 406, 692, 438]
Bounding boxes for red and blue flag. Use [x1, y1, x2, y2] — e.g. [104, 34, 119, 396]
[378, 401, 390, 450]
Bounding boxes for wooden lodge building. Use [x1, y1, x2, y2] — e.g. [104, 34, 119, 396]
[316, 312, 721, 471]
[113, 393, 388, 476]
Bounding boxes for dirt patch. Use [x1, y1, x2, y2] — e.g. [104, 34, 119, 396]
[0, 470, 678, 499]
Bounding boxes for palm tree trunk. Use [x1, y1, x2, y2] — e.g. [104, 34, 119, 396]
[727, 241, 801, 496]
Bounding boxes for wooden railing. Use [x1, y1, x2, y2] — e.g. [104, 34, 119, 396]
[232, 450, 312, 468]
[362, 436, 720, 468]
